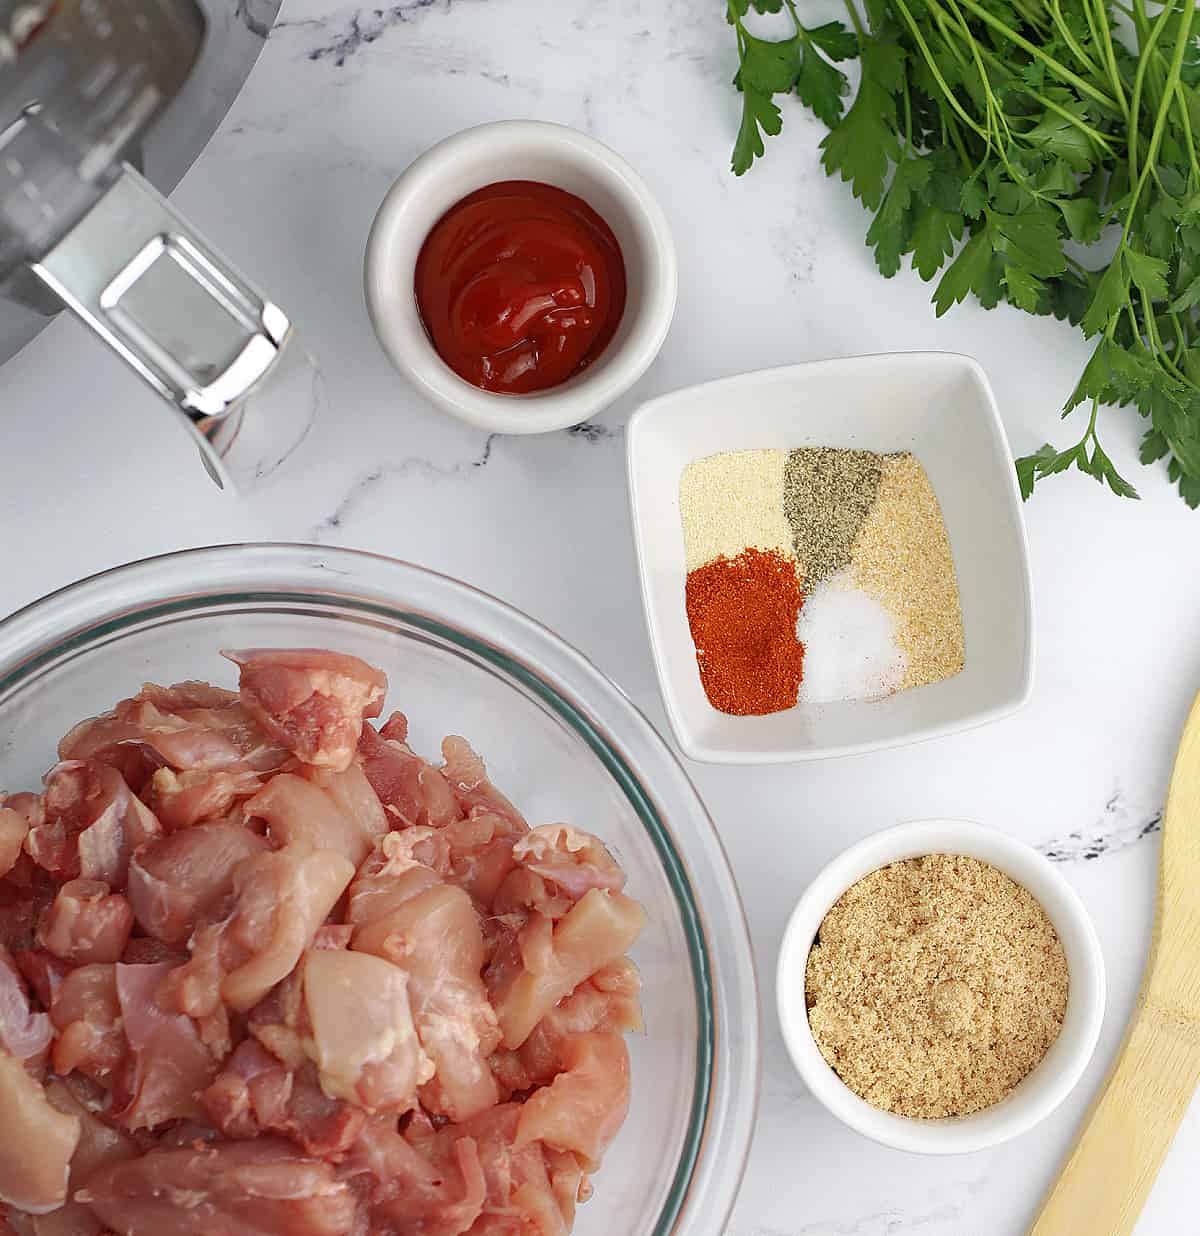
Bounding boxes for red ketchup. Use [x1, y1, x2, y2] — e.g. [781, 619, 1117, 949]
[414, 180, 627, 395]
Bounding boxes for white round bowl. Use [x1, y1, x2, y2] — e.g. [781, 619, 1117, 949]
[364, 120, 678, 434]
[777, 819, 1106, 1154]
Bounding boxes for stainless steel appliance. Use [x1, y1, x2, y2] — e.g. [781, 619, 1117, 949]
[0, 0, 305, 484]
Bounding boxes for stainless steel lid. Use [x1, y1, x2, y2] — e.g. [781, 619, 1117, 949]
[0, 0, 203, 286]
[0, 0, 306, 485]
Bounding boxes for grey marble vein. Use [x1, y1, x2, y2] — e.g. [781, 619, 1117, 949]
[306, 0, 451, 66]
[1038, 787, 1163, 862]
[313, 433, 498, 537]
[730, 1187, 983, 1235]
[566, 421, 620, 443]
[580, 91, 596, 135]
[234, 0, 276, 38]
[241, 402, 318, 484]
[272, 15, 324, 32]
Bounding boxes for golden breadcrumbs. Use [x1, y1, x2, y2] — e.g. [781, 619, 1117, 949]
[679, 449, 798, 575]
[805, 854, 1069, 1119]
[851, 453, 964, 690]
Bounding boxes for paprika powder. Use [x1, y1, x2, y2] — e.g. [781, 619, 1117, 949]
[684, 547, 805, 715]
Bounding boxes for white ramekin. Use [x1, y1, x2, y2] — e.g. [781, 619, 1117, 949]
[777, 819, 1106, 1154]
[363, 120, 678, 434]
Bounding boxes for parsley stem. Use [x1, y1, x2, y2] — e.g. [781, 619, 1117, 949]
[1089, 0, 1130, 115]
[1048, 0, 1103, 79]
[891, 0, 990, 140]
[1141, 286, 1190, 383]
[1056, 398, 1102, 475]
[1127, 0, 1173, 186]
[1121, 0, 1195, 249]
[1079, 0, 1103, 64]
[1086, 398, 1100, 441]
[841, 0, 866, 39]
[966, 41, 1117, 155]
[1175, 82, 1200, 184]
[943, 0, 1009, 149]
[1169, 310, 1189, 360]
[945, 0, 1121, 114]
[902, 74, 913, 148]
[942, 112, 973, 170]
[727, 1, 748, 53]
[1131, 0, 1151, 43]
[1123, 301, 1142, 348]
[930, 6, 971, 71]
[1009, 0, 1051, 36]
[1021, 90, 1115, 153]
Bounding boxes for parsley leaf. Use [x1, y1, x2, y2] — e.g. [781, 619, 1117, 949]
[729, 8, 857, 172]
[1081, 256, 1129, 336]
[1180, 192, 1200, 228]
[821, 40, 905, 211]
[1124, 248, 1170, 301]
[738, 32, 803, 95]
[1004, 264, 1046, 312]
[795, 37, 851, 128]
[728, 0, 785, 13]
[1089, 440, 1141, 498]
[934, 227, 998, 315]
[960, 177, 988, 220]
[1142, 194, 1180, 254]
[1056, 197, 1103, 244]
[732, 85, 783, 176]
[1016, 444, 1057, 498]
[1170, 275, 1200, 313]
[911, 205, 964, 280]
[922, 148, 966, 213]
[866, 156, 930, 276]
[988, 207, 1068, 279]
[1141, 428, 1171, 464]
[1025, 111, 1096, 172]
[806, 21, 857, 61]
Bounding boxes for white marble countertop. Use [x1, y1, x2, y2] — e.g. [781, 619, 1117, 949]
[1, 1, 1198, 1232]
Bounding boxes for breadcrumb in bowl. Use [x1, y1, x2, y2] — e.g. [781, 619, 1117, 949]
[777, 819, 1105, 1154]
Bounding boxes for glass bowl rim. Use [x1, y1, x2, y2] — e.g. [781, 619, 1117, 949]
[0, 542, 760, 1235]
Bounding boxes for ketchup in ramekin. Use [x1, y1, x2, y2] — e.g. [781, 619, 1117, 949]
[414, 180, 627, 395]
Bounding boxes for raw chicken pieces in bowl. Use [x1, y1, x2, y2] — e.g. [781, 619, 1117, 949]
[0, 545, 758, 1236]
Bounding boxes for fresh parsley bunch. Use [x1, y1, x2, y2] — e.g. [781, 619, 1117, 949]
[728, 0, 1200, 504]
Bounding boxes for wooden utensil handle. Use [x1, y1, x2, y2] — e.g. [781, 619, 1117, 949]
[1029, 1004, 1200, 1236]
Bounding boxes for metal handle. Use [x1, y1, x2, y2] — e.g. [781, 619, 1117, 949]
[26, 163, 314, 488]
[31, 163, 290, 422]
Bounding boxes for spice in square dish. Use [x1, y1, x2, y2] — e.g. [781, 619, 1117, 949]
[679, 447, 965, 715]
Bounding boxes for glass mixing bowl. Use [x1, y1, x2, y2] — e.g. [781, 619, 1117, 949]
[0, 543, 759, 1235]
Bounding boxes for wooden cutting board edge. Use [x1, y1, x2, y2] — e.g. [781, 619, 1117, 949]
[1029, 690, 1200, 1236]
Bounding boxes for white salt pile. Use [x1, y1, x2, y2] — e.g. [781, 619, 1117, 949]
[796, 570, 907, 703]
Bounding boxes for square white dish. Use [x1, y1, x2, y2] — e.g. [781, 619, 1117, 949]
[626, 353, 1034, 763]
